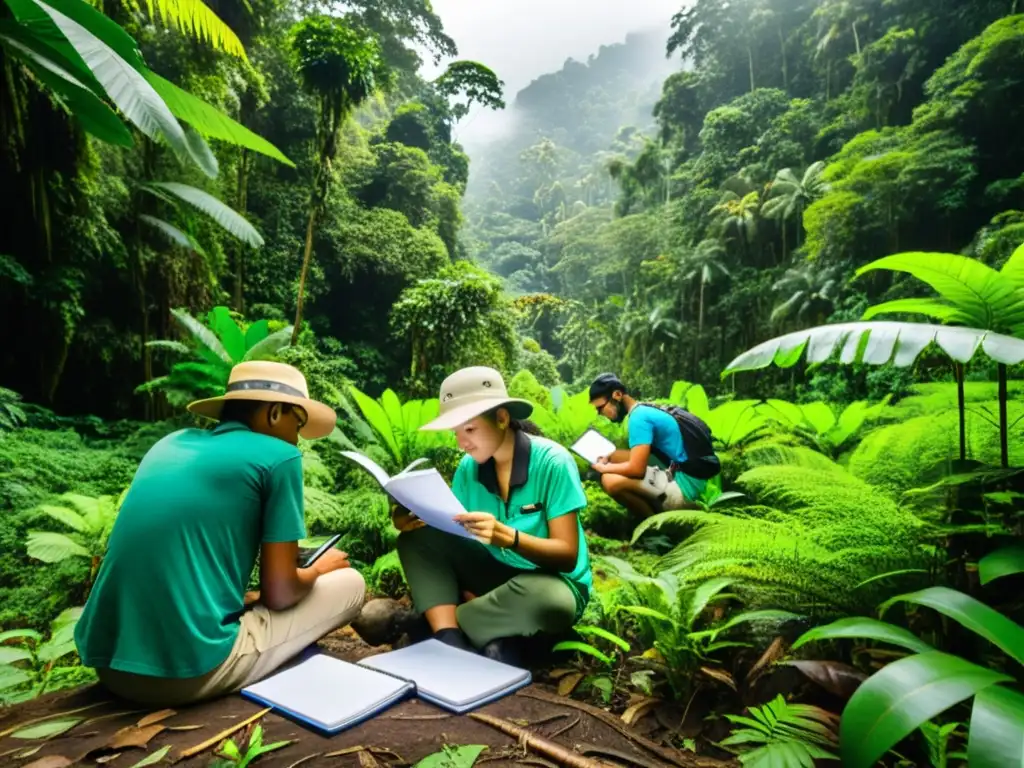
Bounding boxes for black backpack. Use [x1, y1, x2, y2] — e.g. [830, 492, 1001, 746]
[638, 403, 721, 480]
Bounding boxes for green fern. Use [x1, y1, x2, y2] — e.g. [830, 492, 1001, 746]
[720, 694, 840, 766]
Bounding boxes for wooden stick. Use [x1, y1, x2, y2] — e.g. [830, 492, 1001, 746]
[547, 716, 580, 740]
[516, 689, 732, 768]
[468, 712, 615, 768]
[172, 708, 270, 763]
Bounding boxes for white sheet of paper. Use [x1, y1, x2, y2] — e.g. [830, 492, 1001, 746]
[242, 653, 411, 731]
[340, 450, 391, 487]
[571, 428, 617, 464]
[385, 469, 474, 539]
[358, 639, 530, 709]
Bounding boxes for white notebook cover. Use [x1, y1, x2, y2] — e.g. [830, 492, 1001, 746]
[241, 653, 413, 733]
[357, 639, 531, 714]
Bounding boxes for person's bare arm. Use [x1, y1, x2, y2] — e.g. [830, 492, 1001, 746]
[457, 512, 579, 573]
[595, 444, 650, 478]
[258, 542, 349, 611]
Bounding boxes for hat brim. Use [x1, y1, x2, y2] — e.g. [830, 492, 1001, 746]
[187, 390, 337, 440]
[419, 398, 533, 432]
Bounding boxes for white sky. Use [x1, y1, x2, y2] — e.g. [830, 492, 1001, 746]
[424, 0, 681, 146]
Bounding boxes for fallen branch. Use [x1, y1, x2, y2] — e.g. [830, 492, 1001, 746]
[385, 714, 452, 720]
[577, 743, 664, 768]
[0, 703, 110, 740]
[172, 708, 270, 763]
[547, 716, 580, 740]
[516, 689, 732, 768]
[468, 712, 615, 768]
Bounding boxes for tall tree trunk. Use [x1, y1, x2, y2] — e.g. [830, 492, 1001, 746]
[778, 26, 788, 92]
[852, 20, 861, 55]
[747, 46, 755, 92]
[233, 148, 250, 313]
[998, 363, 1008, 468]
[291, 205, 318, 345]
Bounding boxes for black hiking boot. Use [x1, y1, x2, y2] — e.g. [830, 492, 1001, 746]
[480, 636, 528, 667]
[433, 627, 478, 653]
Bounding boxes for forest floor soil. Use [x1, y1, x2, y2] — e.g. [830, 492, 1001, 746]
[0, 628, 735, 768]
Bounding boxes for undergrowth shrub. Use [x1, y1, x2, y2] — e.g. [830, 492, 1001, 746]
[848, 402, 1024, 497]
[303, 488, 396, 568]
[579, 481, 631, 539]
[368, 550, 407, 598]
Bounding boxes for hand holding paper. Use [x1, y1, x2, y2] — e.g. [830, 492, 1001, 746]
[570, 428, 617, 465]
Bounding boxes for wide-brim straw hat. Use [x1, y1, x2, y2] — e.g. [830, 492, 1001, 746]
[420, 366, 533, 431]
[187, 360, 337, 440]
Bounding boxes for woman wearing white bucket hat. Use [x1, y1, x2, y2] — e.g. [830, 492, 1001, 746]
[391, 366, 592, 666]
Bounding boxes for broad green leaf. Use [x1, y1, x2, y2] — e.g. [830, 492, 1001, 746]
[241, 327, 293, 362]
[686, 577, 735, 626]
[182, 121, 218, 178]
[0, 24, 132, 146]
[551, 640, 612, 665]
[349, 385, 400, 462]
[379, 389, 405, 462]
[144, 182, 263, 247]
[11, 716, 83, 739]
[3, 0, 142, 67]
[35, 503, 87, 532]
[144, 71, 293, 166]
[856, 252, 1024, 332]
[862, 297, 967, 323]
[685, 384, 710, 420]
[31, 0, 190, 161]
[170, 309, 233, 367]
[0, 667, 32, 692]
[574, 625, 630, 652]
[139, 215, 206, 255]
[415, 744, 488, 768]
[758, 398, 805, 428]
[0, 629, 42, 644]
[839, 651, 1011, 768]
[667, 380, 693, 405]
[800, 401, 837, 435]
[128, 744, 171, 768]
[207, 306, 245, 362]
[1001, 242, 1024, 288]
[880, 586, 1024, 665]
[791, 616, 933, 654]
[243, 319, 270, 350]
[0, 647, 33, 664]
[978, 544, 1024, 585]
[723, 322, 1024, 377]
[26, 531, 90, 563]
[617, 605, 676, 624]
[37, 638, 76, 663]
[698, 610, 800, 642]
[968, 684, 1024, 768]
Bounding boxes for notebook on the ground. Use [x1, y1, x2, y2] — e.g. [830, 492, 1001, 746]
[240, 639, 532, 733]
[358, 638, 532, 714]
[240, 653, 414, 734]
[339, 451, 474, 539]
[570, 427, 617, 464]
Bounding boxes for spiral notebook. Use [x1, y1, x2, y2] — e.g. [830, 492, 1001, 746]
[240, 639, 531, 733]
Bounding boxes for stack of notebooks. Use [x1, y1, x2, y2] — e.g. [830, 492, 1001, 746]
[240, 639, 532, 734]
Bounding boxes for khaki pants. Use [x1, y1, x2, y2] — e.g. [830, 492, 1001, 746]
[634, 465, 686, 509]
[397, 526, 577, 648]
[98, 568, 366, 707]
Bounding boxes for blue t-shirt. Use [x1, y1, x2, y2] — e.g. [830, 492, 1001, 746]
[627, 405, 707, 501]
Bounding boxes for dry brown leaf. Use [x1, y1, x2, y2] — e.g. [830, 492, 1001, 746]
[15, 746, 42, 758]
[745, 636, 786, 685]
[96, 752, 123, 764]
[0, 703, 110, 740]
[557, 672, 584, 697]
[699, 666, 737, 691]
[137, 710, 177, 728]
[284, 754, 322, 768]
[108, 724, 166, 750]
[547, 668, 574, 680]
[323, 746, 368, 758]
[165, 725, 204, 732]
[23, 756, 73, 768]
[358, 749, 382, 768]
[783, 660, 867, 699]
[620, 697, 660, 726]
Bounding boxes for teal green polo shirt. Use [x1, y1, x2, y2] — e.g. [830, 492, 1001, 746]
[74, 422, 306, 679]
[451, 431, 592, 617]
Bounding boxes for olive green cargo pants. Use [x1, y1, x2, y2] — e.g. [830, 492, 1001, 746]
[396, 526, 577, 648]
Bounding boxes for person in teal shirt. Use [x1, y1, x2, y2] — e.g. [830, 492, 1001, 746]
[588, 373, 711, 519]
[74, 361, 366, 706]
[389, 366, 591, 667]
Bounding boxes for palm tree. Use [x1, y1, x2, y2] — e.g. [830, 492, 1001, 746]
[289, 15, 389, 344]
[761, 161, 830, 256]
[711, 184, 760, 260]
[682, 239, 730, 338]
[771, 264, 841, 326]
[856, 247, 1024, 466]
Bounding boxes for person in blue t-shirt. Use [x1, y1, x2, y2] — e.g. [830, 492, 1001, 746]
[587, 373, 706, 519]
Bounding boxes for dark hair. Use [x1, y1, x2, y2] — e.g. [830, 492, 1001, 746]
[483, 406, 545, 437]
[219, 399, 264, 424]
[589, 372, 627, 400]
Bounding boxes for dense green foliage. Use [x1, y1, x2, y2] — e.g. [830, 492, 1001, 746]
[2, 0, 1024, 764]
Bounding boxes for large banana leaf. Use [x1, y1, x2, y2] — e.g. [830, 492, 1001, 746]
[28, 0, 190, 162]
[139, 214, 205, 255]
[170, 307, 231, 366]
[969, 684, 1024, 768]
[349, 385, 401, 464]
[880, 586, 1024, 665]
[207, 306, 245, 362]
[1001, 242, 1024, 289]
[145, 71, 294, 167]
[856, 252, 1024, 333]
[978, 544, 1024, 585]
[791, 616, 934, 654]
[840, 651, 1012, 768]
[242, 327, 292, 362]
[0, 22, 132, 146]
[722, 322, 1024, 377]
[144, 182, 263, 247]
[861, 297, 965, 323]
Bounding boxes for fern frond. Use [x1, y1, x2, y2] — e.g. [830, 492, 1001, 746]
[141, 0, 246, 59]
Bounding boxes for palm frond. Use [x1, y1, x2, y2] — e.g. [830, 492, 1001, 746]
[144, 182, 264, 247]
[141, 0, 245, 58]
